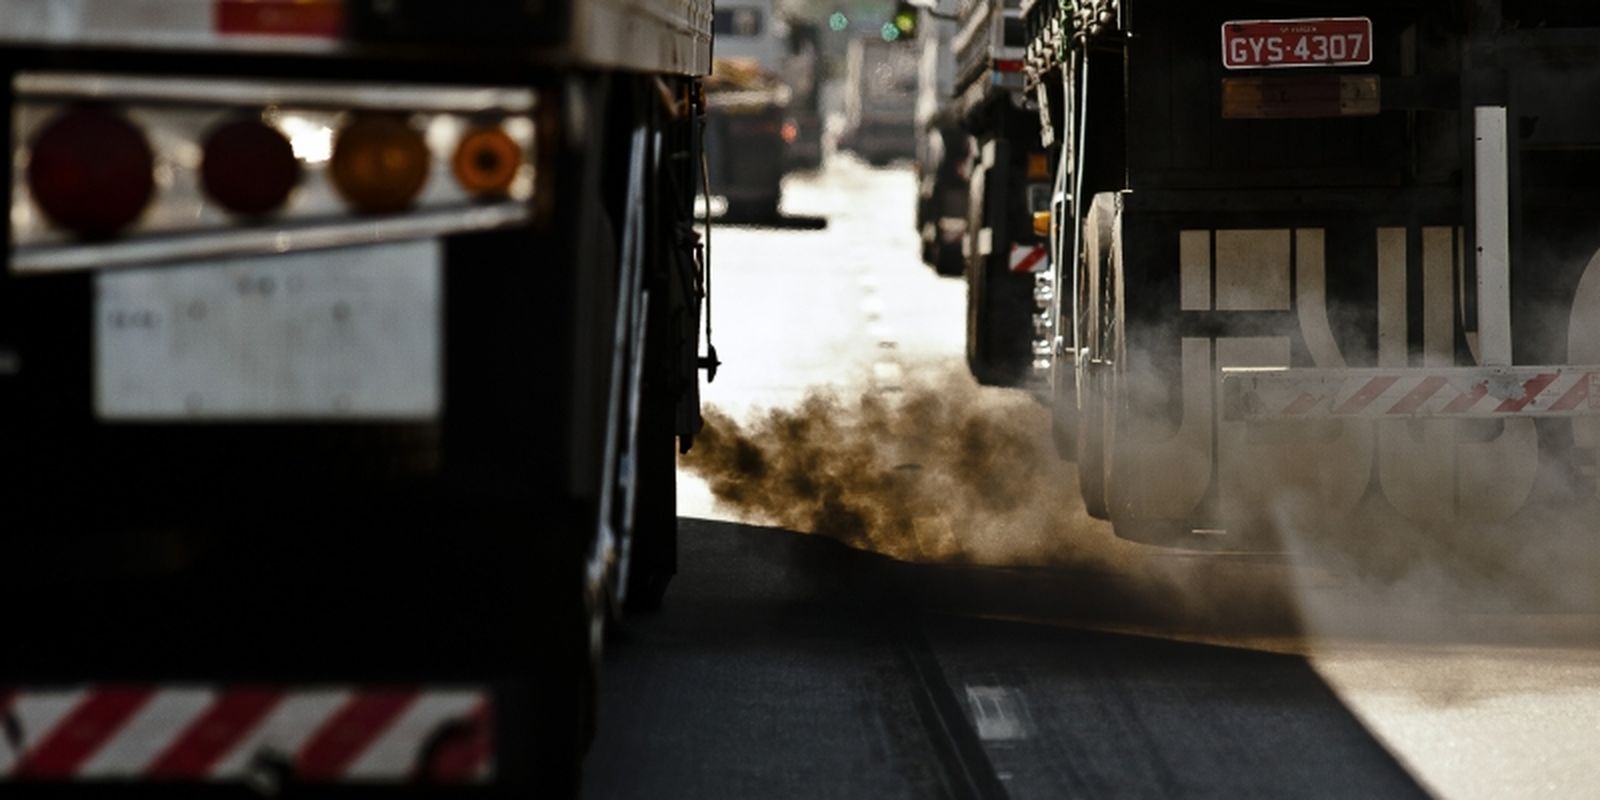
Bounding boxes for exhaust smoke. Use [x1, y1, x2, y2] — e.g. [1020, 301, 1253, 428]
[683, 371, 1097, 565]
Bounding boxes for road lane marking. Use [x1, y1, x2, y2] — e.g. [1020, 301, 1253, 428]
[963, 686, 1031, 742]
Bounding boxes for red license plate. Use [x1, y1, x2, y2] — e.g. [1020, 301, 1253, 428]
[1222, 18, 1373, 70]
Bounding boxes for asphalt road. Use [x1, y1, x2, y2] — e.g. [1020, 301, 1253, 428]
[587, 519, 1424, 799]
[585, 155, 1600, 798]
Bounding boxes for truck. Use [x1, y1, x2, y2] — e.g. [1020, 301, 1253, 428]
[1026, 0, 1600, 548]
[781, 20, 826, 172]
[912, 0, 974, 277]
[840, 35, 920, 166]
[951, 0, 1055, 387]
[0, 0, 710, 794]
[705, 0, 792, 220]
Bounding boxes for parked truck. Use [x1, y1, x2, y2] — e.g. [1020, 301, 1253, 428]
[1028, 0, 1600, 548]
[0, 0, 710, 794]
[952, 0, 1054, 387]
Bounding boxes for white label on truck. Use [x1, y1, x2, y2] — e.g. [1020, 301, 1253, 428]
[94, 240, 441, 420]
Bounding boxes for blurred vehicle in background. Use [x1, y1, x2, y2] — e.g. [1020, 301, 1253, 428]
[840, 34, 920, 165]
[781, 20, 826, 171]
[706, 0, 793, 218]
[0, 0, 710, 794]
[911, 0, 972, 277]
[951, 0, 1051, 387]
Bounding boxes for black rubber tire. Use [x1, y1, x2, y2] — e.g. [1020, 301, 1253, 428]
[934, 241, 964, 278]
[1050, 357, 1077, 462]
[1075, 195, 1113, 518]
[963, 145, 1035, 387]
[1076, 366, 1109, 520]
[625, 400, 677, 614]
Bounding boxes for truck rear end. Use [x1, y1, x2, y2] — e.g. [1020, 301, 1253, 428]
[0, 0, 710, 794]
[1031, 0, 1600, 548]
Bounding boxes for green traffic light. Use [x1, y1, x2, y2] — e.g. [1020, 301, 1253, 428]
[828, 11, 848, 31]
[880, 21, 900, 41]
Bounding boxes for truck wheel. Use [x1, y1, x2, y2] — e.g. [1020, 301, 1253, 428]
[1075, 195, 1114, 518]
[964, 158, 1032, 386]
[1050, 348, 1077, 461]
[934, 241, 964, 278]
[624, 393, 677, 613]
[1077, 366, 1109, 519]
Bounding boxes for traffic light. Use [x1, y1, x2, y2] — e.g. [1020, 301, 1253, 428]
[890, 0, 918, 40]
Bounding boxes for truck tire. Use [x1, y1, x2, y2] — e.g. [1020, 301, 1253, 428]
[964, 153, 1034, 387]
[1075, 195, 1113, 518]
[625, 380, 677, 613]
[1077, 366, 1109, 520]
[1095, 200, 1192, 546]
[1050, 351, 1077, 461]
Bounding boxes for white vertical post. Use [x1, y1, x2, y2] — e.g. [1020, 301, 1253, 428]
[1474, 105, 1513, 366]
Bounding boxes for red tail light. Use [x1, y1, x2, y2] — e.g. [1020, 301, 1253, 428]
[26, 105, 154, 239]
[202, 117, 301, 216]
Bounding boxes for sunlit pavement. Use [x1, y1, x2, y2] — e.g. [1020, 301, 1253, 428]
[602, 153, 1600, 799]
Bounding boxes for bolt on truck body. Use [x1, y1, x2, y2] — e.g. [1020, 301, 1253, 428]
[0, 0, 711, 794]
[1023, 0, 1600, 547]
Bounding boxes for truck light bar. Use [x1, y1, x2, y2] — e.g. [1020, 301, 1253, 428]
[1221, 75, 1379, 119]
[1222, 366, 1600, 421]
[12, 72, 538, 272]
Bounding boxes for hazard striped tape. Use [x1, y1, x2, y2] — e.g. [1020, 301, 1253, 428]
[1222, 366, 1600, 421]
[0, 685, 492, 784]
[1009, 244, 1049, 274]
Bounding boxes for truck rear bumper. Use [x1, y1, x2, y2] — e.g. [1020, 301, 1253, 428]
[0, 683, 493, 787]
[1223, 366, 1600, 421]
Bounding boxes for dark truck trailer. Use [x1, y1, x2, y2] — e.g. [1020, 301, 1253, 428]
[1028, 0, 1600, 547]
[0, 0, 710, 794]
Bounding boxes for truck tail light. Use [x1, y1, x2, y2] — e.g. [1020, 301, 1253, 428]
[25, 105, 154, 239]
[329, 114, 431, 213]
[13, 73, 539, 273]
[452, 126, 520, 197]
[202, 117, 301, 216]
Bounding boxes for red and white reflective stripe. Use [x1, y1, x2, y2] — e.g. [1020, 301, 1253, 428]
[0, 686, 492, 784]
[1009, 244, 1049, 274]
[1223, 366, 1600, 420]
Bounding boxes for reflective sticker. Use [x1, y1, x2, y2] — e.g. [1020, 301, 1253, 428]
[216, 0, 343, 38]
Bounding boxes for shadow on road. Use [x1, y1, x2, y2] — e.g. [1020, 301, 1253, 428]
[585, 518, 1428, 799]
